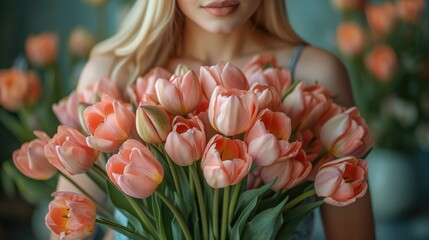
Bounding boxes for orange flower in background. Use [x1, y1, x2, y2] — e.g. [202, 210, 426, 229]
[106, 139, 164, 199]
[25, 32, 58, 67]
[260, 149, 312, 191]
[199, 62, 249, 100]
[314, 156, 368, 207]
[201, 135, 252, 188]
[155, 69, 202, 115]
[208, 86, 258, 136]
[69, 27, 95, 58]
[0, 68, 41, 111]
[319, 107, 372, 158]
[85, 0, 108, 6]
[165, 116, 206, 166]
[136, 104, 172, 144]
[396, 0, 426, 24]
[13, 131, 57, 180]
[281, 83, 333, 130]
[336, 21, 366, 57]
[44, 125, 99, 175]
[45, 191, 96, 240]
[84, 94, 136, 152]
[365, 44, 398, 81]
[52, 91, 82, 130]
[331, 0, 367, 12]
[365, 3, 398, 37]
[246, 109, 301, 166]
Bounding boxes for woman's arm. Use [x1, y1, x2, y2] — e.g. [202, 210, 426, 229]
[296, 46, 376, 240]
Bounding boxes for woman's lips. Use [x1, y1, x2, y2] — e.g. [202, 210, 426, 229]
[201, 1, 240, 17]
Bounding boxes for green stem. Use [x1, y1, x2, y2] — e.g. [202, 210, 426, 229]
[228, 181, 242, 225]
[59, 172, 112, 219]
[283, 189, 316, 212]
[0, 108, 32, 141]
[190, 163, 208, 240]
[213, 188, 220, 240]
[221, 186, 230, 240]
[157, 144, 183, 199]
[155, 190, 192, 240]
[154, 195, 168, 240]
[126, 196, 159, 240]
[93, 163, 108, 179]
[96, 218, 147, 240]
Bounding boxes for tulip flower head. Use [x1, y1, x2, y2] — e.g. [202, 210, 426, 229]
[136, 104, 172, 144]
[25, 32, 58, 67]
[45, 191, 96, 240]
[106, 139, 164, 199]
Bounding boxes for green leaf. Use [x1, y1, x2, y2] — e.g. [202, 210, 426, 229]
[242, 197, 288, 240]
[230, 197, 259, 239]
[234, 179, 274, 218]
[97, 217, 147, 240]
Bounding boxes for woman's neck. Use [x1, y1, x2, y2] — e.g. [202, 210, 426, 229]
[180, 19, 264, 65]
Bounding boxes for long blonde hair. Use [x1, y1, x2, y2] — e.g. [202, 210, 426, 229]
[91, 0, 305, 89]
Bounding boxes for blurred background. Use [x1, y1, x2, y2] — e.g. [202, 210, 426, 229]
[0, 0, 428, 239]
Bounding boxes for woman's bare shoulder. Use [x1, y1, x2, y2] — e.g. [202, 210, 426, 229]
[294, 46, 355, 107]
[77, 54, 115, 91]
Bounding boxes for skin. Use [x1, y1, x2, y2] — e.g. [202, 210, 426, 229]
[70, 1, 376, 239]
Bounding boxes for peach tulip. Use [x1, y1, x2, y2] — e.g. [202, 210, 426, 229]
[396, 0, 426, 24]
[208, 86, 258, 136]
[336, 21, 365, 57]
[165, 116, 206, 166]
[126, 67, 171, 105]
[331, 0, 366, 12]
[13, 131, 57, 180]
[106, 139, 163, 199]
[136, 104, 172, 144]
[281, 83, 332, 130]
[250, 84, 282, 111]
[44, 125, 99, 175]
[25, 32, 58, 67]
[260, 149, 312, 191]
[365, 44, 397, 81]
[201, 135, 252, 188]
[199, 62, 249, 100]
[81, 77, 123, 104]
[242, 55, 292, 96]
[365, 3, 397, 37]
[45, 191, 96, 240]
[314, 156, 368, 207]
[295, 129, 324, 163]
[314, 102, 346, 135]
[319, 107, 372, 158]
[155, 69, 202, 115]
[69, 27, 95, 58]
[245, 109, 301, 166]
[246, 167, 263, 190]
[0, 69, 41, 111]
[84, 94, 135, 152]
[52, 91, 82, 130]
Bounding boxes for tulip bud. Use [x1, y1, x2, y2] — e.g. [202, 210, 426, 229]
[136, 104, 172, 144]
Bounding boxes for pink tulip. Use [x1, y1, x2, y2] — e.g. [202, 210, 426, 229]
[242, 55, 292, 96]
[246, 167, 263, 189]
[165, 116, 206, 166]
[199, 62, 249, 100]
[84, 94, 135, 152]
[260, 149, 312, 191]
[25, 32, 58, 67]
[81, 77, 123, 104]
[245, 109, 301, 166]
[13, 131, 57, 180]
[155, 69, 202, 115]
[314, 102, 346, 135]
[45, 191, 96, 240]
[53, 91, 82, 130]
[106, 139, 164, 199]
[126, 67, 171, 105]
[295, 130, 324, 163]
[314, 156, 368, 207]
[208, 86, 258, 136]
[201, 135, 252, 188]
[250, 84, 281, 111]
[44, 125, 99, 175]
[319, 107, 372, 158]
[194, 109, 217, 141]
[136, 104, 172, 144]
[281, 82, 332, 130]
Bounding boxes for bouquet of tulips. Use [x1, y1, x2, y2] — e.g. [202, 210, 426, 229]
[12, 55, 372, 240]
[333, 0, 429, 150]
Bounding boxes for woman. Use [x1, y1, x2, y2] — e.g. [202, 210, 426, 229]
[59, 1, 375, 239]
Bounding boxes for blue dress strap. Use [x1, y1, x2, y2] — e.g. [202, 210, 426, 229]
[288, 45, 305, 82]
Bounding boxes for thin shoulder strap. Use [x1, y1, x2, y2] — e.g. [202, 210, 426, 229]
[288, 45, 305, 82]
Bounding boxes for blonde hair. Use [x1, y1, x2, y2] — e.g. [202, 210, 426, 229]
[91, 0, 304, 89]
